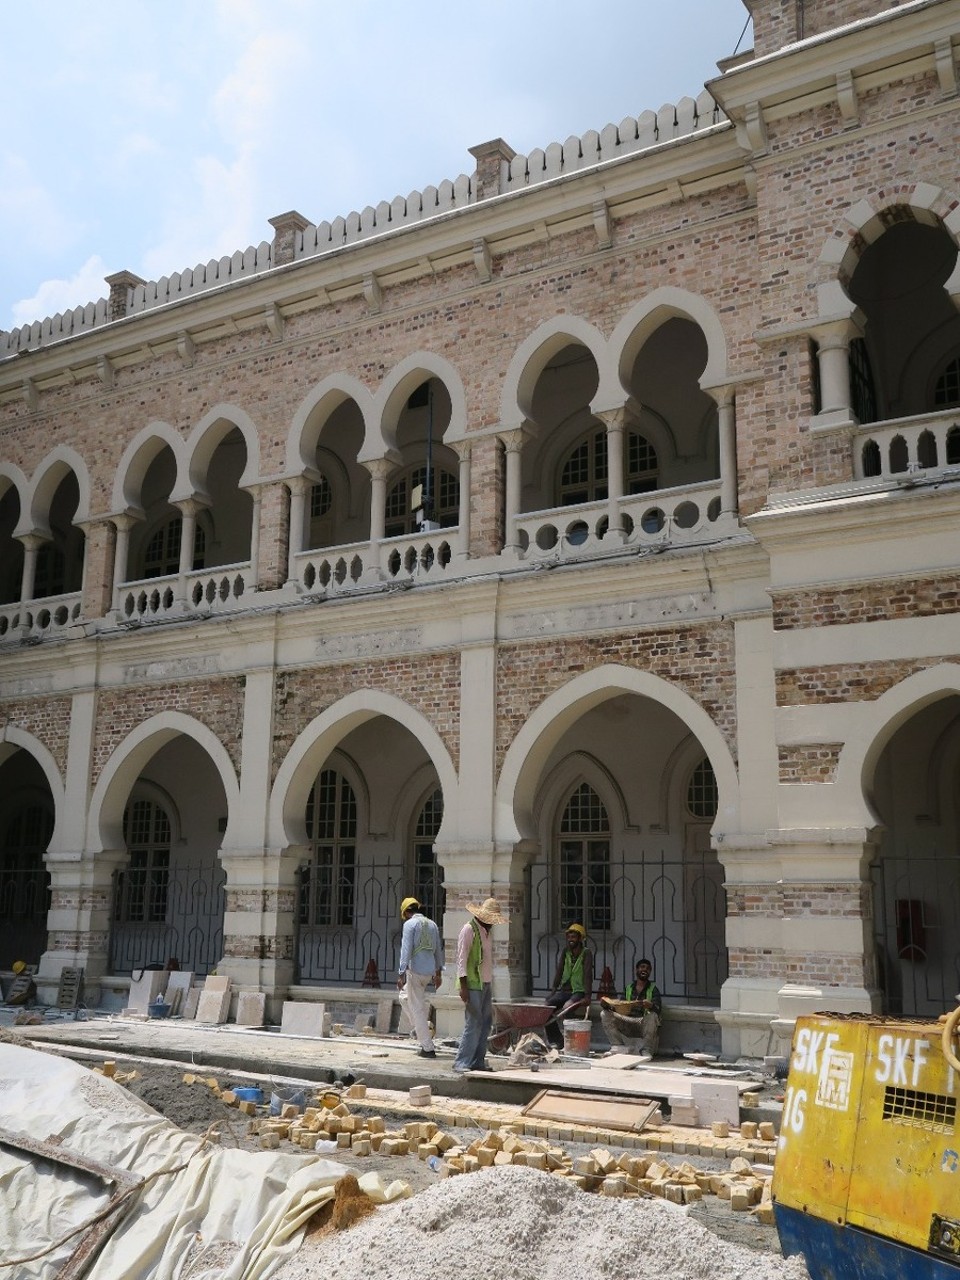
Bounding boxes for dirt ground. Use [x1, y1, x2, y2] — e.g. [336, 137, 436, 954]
[118, 1058, 785, 1257]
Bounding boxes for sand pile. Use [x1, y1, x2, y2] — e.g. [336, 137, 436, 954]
[273, 1164, 809, 1280]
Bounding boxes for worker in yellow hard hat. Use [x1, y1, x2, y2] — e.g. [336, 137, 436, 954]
[396, 896, 444, 1058]
[544, 923, 593, 1047]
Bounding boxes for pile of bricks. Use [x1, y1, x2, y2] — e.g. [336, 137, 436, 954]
[192, 1074, 777, 1220]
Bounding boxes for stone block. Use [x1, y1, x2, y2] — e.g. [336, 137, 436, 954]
[375, 997, 394, 1034]
[236, 991, 267, 1026]
[280, 1002, 327, 1037]
[690, 1079, 741, 1128]
[127, 971, 166, 1013]
[195, 989, 231, 1024]
[203, 975, 232, 993]
[183, 987, 201, 1019]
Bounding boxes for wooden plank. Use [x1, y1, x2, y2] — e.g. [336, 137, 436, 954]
[521, 1089, 660, 1132]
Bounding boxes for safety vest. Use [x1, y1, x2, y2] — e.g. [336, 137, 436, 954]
[465, 919, 484, 989]
[560, 948, 586, 993]
[411, 916, 435, 958]
[626, 980, 655, 1003]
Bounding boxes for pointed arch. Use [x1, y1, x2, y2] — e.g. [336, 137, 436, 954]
[500, 315, 618, 428]
[835, 663, 960, 826]
[815, 185, 960, 315]
[28, 446, 91, 530]
[181, 404, 261, 498]
[87, 712, 240, 854]
[112, 421, 187, 514]
[0, 724, 65, 849]
[269, 690, 459, 849]
[611, 288, 730, 392]
[496, 664, 739, 846]
[287, 374, 376, 475]
[365, 351, 468, 459]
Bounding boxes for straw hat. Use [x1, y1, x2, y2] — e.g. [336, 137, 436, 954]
[467, 897, 507, 925]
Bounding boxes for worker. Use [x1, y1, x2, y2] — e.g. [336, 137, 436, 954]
[599, 957, 662, 1057]
[453, 897, 507, 1074]
[544, 923, 593, 1048]
[396, 897, 444, 1058]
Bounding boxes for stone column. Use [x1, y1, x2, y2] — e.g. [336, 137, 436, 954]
[499, 429, 525, 555]
[216, 668, 299, 1006]
[38, 850, 127, 1005]
[110, 513, 138, 609]
[811, 317, 861, 429]
[245, 484, 262, 590]
[104, 270, 146, 322]
[451, 440, 472, 558]
[363, 458, 392, 572]
[254, 480, 289, 592]
[597, 408, 627, 540]
[286, 476, 310, 585]
[173, 498, 204, 606]
[711, 385, 739, 516]
[18, 532, 42, 604]
[268, 210, 310, 267]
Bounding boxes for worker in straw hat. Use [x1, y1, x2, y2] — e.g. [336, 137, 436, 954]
[544, 923, 593, 1047]
[453, 897, 507, 1074]
[396, 896, 444, 1058]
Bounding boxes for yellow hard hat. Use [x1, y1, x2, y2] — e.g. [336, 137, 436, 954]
[566, 923, 586, 938]
[400, 896, 420, 916]
[11, 960, 26, 974]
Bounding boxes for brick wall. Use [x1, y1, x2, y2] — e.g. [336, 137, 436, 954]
[773, 575, 960, 630]
[0, 696, 72, 777]
[495, 621, 738, 769]
[92, 679, 245, 784]
[273, 655, 462, 777]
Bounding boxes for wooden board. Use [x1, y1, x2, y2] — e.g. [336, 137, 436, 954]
[522, 1088, 661, 1132]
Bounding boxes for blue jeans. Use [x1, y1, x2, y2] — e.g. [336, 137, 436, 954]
[454, 983, 492, 1071]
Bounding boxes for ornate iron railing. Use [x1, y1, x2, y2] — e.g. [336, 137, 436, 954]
[109, 861, 226, 977]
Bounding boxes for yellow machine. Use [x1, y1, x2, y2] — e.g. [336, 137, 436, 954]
[773, 1006, 960, 1279]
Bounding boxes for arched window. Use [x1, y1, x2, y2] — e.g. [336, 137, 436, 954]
[411, 788, 445, 923]
[143, 516, 206, 578]
[934, 355, 960, 409]
[300, 769, 357, 927]
[557, 782, 610, 932]
[686, 757, 718, 820]
[558, 429, 658, 506]
[384, 466, 459, 537]
[118, 798, 171, 924]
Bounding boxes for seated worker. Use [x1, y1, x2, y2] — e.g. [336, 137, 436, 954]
[599, 957, 662, 1058]
[545, 923, 592, 1047]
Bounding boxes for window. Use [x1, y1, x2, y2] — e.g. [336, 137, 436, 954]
[686, 757, 719, 820]
[32, 543, 66, 599]
[118, 799, 171, 924]
[412, 789, 445, 923]
[384, 466, 459, 537]
[143, 516, 206, 578]
[300, 770, 357, 927]
[559, 429, 658, 506]
[934, 356, 960, 409]
[849, 338, 877, 424]
[557, 783, 611, 932]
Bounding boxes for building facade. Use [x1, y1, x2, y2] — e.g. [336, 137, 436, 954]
[1, 0, 959, 1054]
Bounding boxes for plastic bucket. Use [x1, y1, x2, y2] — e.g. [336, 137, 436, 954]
[147, 1000, 171, 1020]
[562, 1018, 591, 1056]
[270, 1086, 307, 1116]
[233, 1087, 263, 1104]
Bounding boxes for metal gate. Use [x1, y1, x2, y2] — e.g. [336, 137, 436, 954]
[869, 846, 960, 1016]
[109, 861, 226, 977]
[0, 867, 50, 968]
[528, 844, 728, 1004]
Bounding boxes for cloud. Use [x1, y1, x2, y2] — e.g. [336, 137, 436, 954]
[10, 256, 110, 330]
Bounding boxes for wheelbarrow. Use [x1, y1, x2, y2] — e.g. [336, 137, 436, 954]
[489, 998, 589, 1053]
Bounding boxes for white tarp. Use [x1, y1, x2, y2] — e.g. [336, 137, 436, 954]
[0, 1041, 349, 1279]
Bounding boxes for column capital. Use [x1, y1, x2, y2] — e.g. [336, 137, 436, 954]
[361, 457, 396, 482]
[594, 406, 628, 432]
[449, 437, 473, 462]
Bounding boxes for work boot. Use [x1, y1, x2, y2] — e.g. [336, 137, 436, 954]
[418, 1048, 437, 1058]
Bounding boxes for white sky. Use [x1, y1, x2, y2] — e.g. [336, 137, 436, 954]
[0, 1, 751, 331]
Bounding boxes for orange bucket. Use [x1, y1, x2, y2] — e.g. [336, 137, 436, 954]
[563, 1018, 591, 1055]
